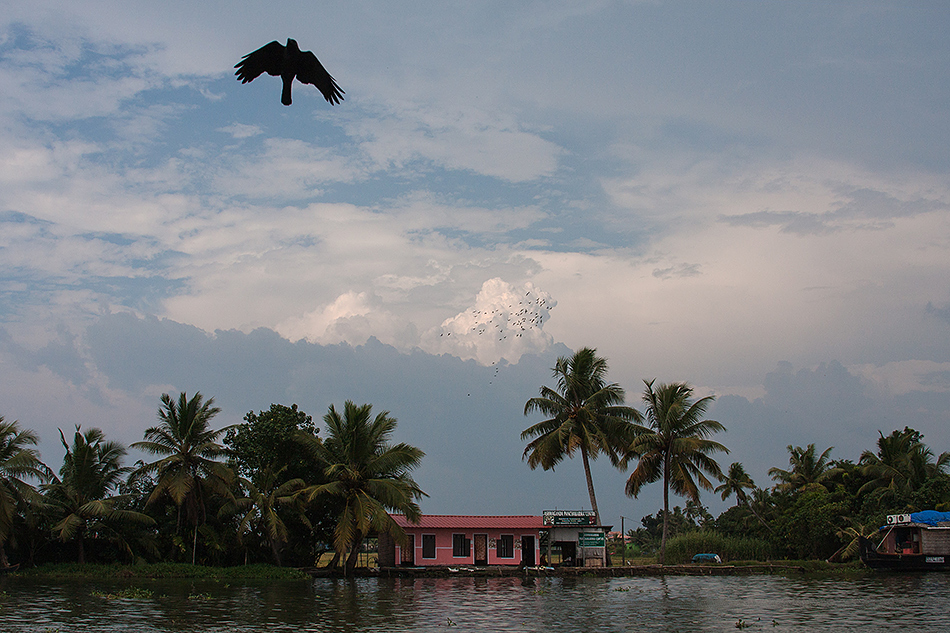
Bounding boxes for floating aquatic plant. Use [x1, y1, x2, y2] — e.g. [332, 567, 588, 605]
[91, 587, 154, 600]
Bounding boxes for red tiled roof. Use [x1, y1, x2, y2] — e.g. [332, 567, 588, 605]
[391, 515, 544, 530]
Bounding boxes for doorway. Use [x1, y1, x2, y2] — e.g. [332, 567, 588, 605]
[474, 534, 488, 566]
[557, 541, 577, 566]
[400, 534, 414, 566]
[521, 535, 536, 567]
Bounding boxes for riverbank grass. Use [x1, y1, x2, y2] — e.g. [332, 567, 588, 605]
[17, 562, 310, 580]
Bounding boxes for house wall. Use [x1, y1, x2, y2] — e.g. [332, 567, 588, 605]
[396, 528, 540, 566]
[920, 528, 950, 555]
[378, 531, 396, 567]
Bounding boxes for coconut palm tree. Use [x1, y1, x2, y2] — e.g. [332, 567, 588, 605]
[622, 380, 728, 564]
[858, 428, 950, 497]
[131, 392, 234, 564]
[715, 462, 773, 533]
[298, 401, 425, 576]
[221, 465, 306, 566]
[45, 426, 153, 563]
[827, 519, 876, 563]
[522, 347, 640, 524]
[0, 417, 50, 568]
[716, 462, 755, 506]
[769, 444, 841, 493]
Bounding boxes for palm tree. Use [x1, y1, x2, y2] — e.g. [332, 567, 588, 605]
[858, 428, 950, 497]
[716, 462, 755, 506]
[45, 426, 153, 563]
[298, 401, 426, 576]
[221, 465, 306, 566]
[131, 392, 233, 564]
[622, 380, 728, 564]
[0, 417, 50, 568]
[522, 347, 640, 524]
[769, 444, 841, 493]
[827, 519, 876, 563]
[715, 462, 773, 533]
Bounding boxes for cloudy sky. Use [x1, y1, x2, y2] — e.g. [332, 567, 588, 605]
[2, 1, 950, 525]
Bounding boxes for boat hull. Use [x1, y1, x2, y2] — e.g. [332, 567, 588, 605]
[859, 537, 950, 571]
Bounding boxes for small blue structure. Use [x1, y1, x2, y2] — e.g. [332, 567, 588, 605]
[692, 553, 722, 563]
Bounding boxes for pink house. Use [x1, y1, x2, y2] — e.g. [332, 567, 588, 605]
[378, 515, 543, 567]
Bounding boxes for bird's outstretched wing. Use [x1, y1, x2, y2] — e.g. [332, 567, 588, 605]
[234, 41, 285, 83]
[296, 51, 345, 105]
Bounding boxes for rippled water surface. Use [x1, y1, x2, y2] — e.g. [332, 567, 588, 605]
[2, 573, 949, 632]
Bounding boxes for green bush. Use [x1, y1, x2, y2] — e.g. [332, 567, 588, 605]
[18, 562, 309, 580]
[663, 530, 774, 564]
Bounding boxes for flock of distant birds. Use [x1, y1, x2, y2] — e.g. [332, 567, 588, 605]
[433, 290, 555, 396]
[439, 290, 552, 342]
[234, 39, 554, 397]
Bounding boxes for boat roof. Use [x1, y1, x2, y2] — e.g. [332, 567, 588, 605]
[879, 510, 950, 530]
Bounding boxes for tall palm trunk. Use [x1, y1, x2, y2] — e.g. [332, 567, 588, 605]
[345, 529, 364, 576]
[270, 540, 283, 567]
[660, 461, 670, 565]
[77, 530, 86, 564]
[743, 498, 774, 534]
[581, 449, 601, 525]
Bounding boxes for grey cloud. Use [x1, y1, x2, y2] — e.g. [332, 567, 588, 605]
[710, 360, 950, 490]
[718, 210, 838, 235]
[719, 188, 946, 236]
[926, 301, 950, 325]
[652, 263, 701, 280]
[82, 312, 580, 515]
[0, 325, 95, 394]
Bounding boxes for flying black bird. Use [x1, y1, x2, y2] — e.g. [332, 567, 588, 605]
[235, 39, 344, 106]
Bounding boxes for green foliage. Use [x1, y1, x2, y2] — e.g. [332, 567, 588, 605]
[91, 587, 154, 599]
[769, 444, 841, 493]
[859, 427, 950, 498]
[20, 561, 308, 579]
[300, 401, 426, 575]
[623, 380, 728, 563]
[131, 392, 233, 565]
[523, 347, 639, 524]
[772, 488, 845, 560]
[225, 404, 317, 484]
[44, 426, 154, 564]
[911, 474, 950, 511]
[663, 530, 774, 564]
[0, 416, 49, 567]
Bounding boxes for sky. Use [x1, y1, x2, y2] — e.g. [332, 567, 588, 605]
[2, 1, 950, 527]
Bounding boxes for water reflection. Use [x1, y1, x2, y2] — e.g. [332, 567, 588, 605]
[2, 573, 950, 632]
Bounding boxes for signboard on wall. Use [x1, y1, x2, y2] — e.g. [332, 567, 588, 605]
[578, 532, 606, 547]
[543, 510, 597, 526]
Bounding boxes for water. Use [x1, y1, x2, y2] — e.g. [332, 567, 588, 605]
[2, 573, 949, 632]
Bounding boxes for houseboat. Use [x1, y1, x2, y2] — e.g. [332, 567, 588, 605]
[859, 511, 950, 570]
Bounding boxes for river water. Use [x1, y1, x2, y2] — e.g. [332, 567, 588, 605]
[1, 573, 948, 632]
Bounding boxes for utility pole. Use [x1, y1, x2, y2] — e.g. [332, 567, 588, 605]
[620, 516, 626, 567]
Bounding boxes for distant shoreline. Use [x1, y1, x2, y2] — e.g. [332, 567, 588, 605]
[363, 561, 867, 578]
[12, 560, 870, 580]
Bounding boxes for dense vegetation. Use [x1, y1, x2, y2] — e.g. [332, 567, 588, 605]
[605, 428, 950, 564]
[525, 349, 950, 566]
[3, 348, 948, 573]
[0, 397, 423, 577]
